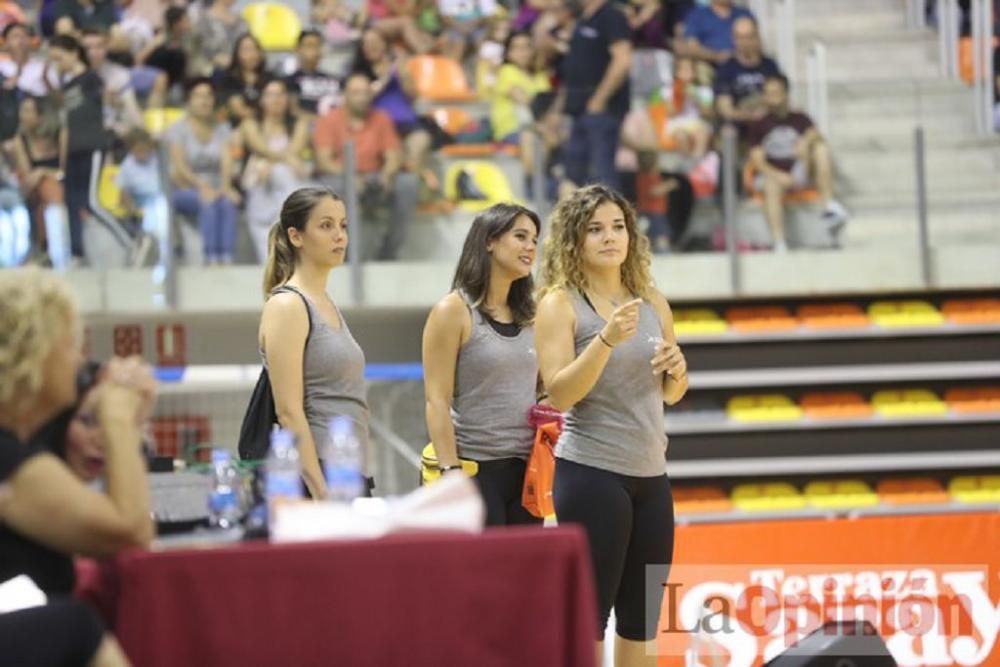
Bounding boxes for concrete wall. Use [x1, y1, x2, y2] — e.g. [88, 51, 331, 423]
[74, 246, 1000, 316]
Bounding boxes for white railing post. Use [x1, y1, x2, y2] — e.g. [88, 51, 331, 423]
[816, 41, 829, 134]
[978, 0, 995, 134]
[775, 0, 798, 102]
[939, 0, 959, 79]
[806, 42, 829, 135]
[973, 0, 984, 132]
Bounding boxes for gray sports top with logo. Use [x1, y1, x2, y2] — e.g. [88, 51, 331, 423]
[555, 290, 669, 477]
[262, 286, 370, 473]
[451, 291, 538, 461]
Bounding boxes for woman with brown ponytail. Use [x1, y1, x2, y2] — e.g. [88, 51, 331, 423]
[258, 187, 371, 499]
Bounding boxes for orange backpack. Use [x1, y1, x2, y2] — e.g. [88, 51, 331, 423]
[522, 406, 563, 519]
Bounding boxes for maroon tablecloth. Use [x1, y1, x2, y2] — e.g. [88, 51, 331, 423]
[108, 527, 597, 667]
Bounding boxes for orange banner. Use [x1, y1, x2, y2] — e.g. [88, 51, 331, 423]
[657, 512, 1000, 667]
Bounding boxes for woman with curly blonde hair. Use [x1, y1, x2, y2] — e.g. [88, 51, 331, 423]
[535, 184, 688, 667]
[0, 267, 154, 667]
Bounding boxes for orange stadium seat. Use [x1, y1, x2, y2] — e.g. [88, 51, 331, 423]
[800, 392, 873, 419]
[673, 486, 732, 514]
[941, 299, 1000, 324]
[877, 478, 949, 505]
[742, 163, 821, 205]
[944, 387, 1000, 413]
[797, 303, 870, 329]
[726, 306, 798, 331]
[408, 56, 477, 103]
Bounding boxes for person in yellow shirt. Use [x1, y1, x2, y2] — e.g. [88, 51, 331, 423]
[491, 32, 551, 193]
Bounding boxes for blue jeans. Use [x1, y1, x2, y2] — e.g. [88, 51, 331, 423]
[564, 112, 623, 190]
[172, 189, 238, 262]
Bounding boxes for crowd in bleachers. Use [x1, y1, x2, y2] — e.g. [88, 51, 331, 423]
[0, 0, 855, 269]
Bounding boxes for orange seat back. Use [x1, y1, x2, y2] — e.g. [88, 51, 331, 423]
[408, 56, 476, 102]
[797, 303, 870, 329]
[800, 392, 873, 419]
[725, 306, 798, 331]
[877, 478, 949, 505]
[942, 298, 1000, 324]
[944, 387, 1000, 413]
[743, 162, 821, 204]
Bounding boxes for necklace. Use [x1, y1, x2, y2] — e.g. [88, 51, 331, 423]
[589, 288, 627, 308]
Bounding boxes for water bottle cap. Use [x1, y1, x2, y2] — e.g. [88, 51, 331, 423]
[211, 448, 232, 464]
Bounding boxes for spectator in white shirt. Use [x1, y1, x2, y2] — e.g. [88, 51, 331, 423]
[0, 23, 61, 97]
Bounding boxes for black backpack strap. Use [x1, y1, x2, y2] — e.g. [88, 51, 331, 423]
[271, 285, 313, 343]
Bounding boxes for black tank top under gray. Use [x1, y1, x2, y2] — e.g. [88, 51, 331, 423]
[21, 134, 60, 170]
[555, 290, 669, 477]
[451, 291, 538, 461]
[261, 286, 370, 473]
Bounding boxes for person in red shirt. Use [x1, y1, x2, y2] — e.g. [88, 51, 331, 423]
[748, 74, 848, 252]
[313, 70, 419, 260]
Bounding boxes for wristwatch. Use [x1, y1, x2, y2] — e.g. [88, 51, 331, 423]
[439, 464, 463, 474]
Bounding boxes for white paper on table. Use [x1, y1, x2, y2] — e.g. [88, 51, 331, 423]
[0, 575, 47, 613]
[271, 472, 486, 543]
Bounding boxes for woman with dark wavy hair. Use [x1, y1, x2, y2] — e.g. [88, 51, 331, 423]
[422, 202, 542, 526]
[535, 184, 688, 666]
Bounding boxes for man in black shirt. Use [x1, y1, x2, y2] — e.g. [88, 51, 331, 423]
[285, 29, 342, 117]
[560, 0, 632, 189]
[714, 16, 781, 130]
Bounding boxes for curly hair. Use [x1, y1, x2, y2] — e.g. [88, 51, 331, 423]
[538, 184, 655, 301]
[0, 268, 78, 408]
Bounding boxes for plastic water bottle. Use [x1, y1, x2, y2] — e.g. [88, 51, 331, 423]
[208, 449, 243, 529]
[324, 416, 364, 503]
[266, 428, 303, 517]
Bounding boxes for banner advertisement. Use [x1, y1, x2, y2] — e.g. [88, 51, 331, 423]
[657, 512, 1000, 667]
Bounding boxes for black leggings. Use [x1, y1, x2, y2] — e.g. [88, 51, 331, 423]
[64, 151, 96, 259]
[473, 458, 543, 527]
[0, 597, 106, 666]
[553, 457, 674, 641]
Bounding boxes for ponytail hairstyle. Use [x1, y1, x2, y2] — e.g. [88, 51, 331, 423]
[262, 186, 343, 297]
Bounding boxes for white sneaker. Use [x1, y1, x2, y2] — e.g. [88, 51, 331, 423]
[773, 239, 788, 253]
[822, 200, 849, 237]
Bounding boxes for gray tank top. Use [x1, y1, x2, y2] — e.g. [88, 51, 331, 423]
[451, 291, 538, 461]
[262, 286, 370, 473]
[555, 290, 668, 477]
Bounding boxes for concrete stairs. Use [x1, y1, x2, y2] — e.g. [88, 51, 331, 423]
[785, 0, 1000, 251]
